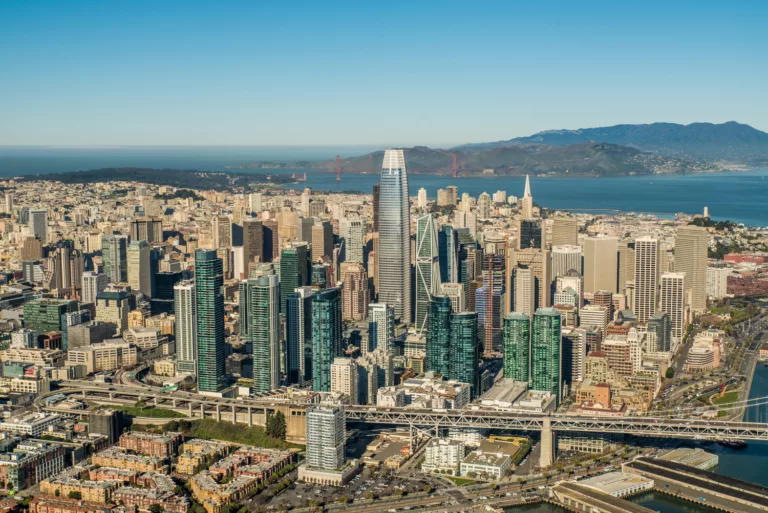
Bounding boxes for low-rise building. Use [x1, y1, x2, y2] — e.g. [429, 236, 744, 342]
[0, 412, 61, 437]
[578, 471, 654, 498]
[176, 440, 230, 475]
[460, 449, 511, 479]
[91, 447, 166, 473]
[0, 441, 66, 491]
[118, 431, 183, 459]
[422, 438, 465, 475]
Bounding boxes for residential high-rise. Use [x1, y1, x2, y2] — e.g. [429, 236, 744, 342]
[29, 209, 48, 243]
[477, 192, 492, 218]
[521, 175, 533, 219]
[248, 193, 262, 214]
[417, 187, 428, 209]
[378, 149, 412, 323]
[242, 218, 264, 270]
[633, 237, 659, 324]
[4, 192, 12, 216]
[286, 286, 314, 385]
[551, 245, 581, 278]
[451, 311, 479, 398]
[127, 240, 152, 297]
[551, 217, 578, 246]
[174, 280, 197, 375]
[368, 303, 395, 354]
[312, 288, 342, 392]
[305, 404, 346, 471]
[582, 237, 618, 294]
[503, 313, 530, 382]
[660, 272, 686, 343]
[339, 218, 365, 263]
[530, 308, 562, 403]
[102, 234, 128, 284]
[195, 249, 226, 393]
[707, 267, 732, 300]
[330, 358, 359, 404]
[212, 215, 233, 249]
[648, 312, 672, 353]
[562, 327, 586, 385]
[591, 290, 614, 321]
[340, 263, 369, 321]
[279, 242, 309, 313]
[426, 295, 452, 377]
[240, 267, 280, 392]
[81, 271, 108, 304]
[579, 305, 609, 338]
[675, 225, 708, 313]
[95, 289, 130, 335]
[415, 214, 441, 332]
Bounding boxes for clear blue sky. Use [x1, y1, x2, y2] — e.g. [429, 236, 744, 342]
[1, 0, 766, 147]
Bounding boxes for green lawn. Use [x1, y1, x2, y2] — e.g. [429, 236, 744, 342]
[445, 476, 476, 486]
[711, 391, 740, 406]
[133, 419, 301, 450]
[103, 405, 187, 418]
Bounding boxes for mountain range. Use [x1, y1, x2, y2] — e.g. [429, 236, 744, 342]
[239, 122, 768, 177]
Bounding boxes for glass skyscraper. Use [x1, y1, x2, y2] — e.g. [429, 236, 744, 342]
[378, 149, 412, 323]
[241, 273, 280, 392]
[451, 311, 479, 399]
[530, 308, 562, 403]
[279, 242, 309, 313]
[415, 214, 441, 333]
[426, 295, 452, 377]
[101, 234, 128, 284]
[286, 286, 314, 385]
[648, 312, 672, 352]
[438, 225, 458, 284]
[195, 249, 226, 393]
[503, 313, 530, 382]
[312, 288, 342, 392]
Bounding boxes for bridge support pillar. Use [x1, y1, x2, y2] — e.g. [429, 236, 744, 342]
[82, 391, 87, 400]
[188, 403, 193, 418]
[172, 399, 177, 407]
[153, 397, 158, 406]
[215, 405, 221, 422]
[109, 393, 114, 399]
[231, 406, 236, 424]
[247, 407, 253, 426]
[539, 417, 554, 469]
[200, 404, 205, 419]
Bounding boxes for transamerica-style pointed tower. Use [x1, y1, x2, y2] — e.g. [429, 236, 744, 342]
[521, 174, 534, 219]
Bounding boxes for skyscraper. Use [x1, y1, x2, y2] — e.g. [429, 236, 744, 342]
[174, 280, 197, 375]
[617, 241, 635, 295]
[438, 225, 458, 284]
[648, 312, 672, 352]
[279, 242, 309, 313]
[675, 225, 708, 313]
[81, 271, 108, 304]
[330, 358, 359, 404]
[241, 271, 281, 392]
[340, 263, 369, 321]
[339, 218, 365, 263]
[248, 193, 262, 214]
[660, 272, 686, 344]
[29, 209, 48, 243]
[633, 237, 659, 324]
[378, 149, 412, 323]
[195, 249, 225, 393]
[530, 308, 562, 403]
[127, 240, 152, 297]
[312, 288, 342, 392]
[551, 245, 581, 278]
[130, 218, 163, 244]
[305, 404, 346, 471]
[426, 295, 452, 377]
[451, 312, 479, 398]
[286, 286, 314, 385]
[243, 218, 264, 270]
[439, 282, 465, 313]
[212, 215, 233, 249]
[551, 217, 579, 246]
[102, 234, 128, 284]
[368, 302, 395, 354]
[517, 219, 543, 250]
[521, 175, 533, 219]
[503, 313, 530, 382]
[582, 237, 618, 294]
[415, 214, 441, 332]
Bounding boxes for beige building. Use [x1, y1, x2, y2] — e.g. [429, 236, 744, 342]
[675, 225, 708, 313]
[67, 341, 137, 373]
[330, 357, 358, 404]
[582, 237, 618, 294]
[507, 248, 551, 313]
[551, 217, 579, 246]
[633, 237, 659, 324]
[340, 263, 369, 321]
[660, 272, 686, 343]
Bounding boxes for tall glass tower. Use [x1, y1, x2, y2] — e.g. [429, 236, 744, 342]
[195, 249, 226, 393]
[503, 313, 530, 382]
[438, 225, 458, 284]
[241, 272, 280, 392]
[279, 242, 309, 313]
[286, 287, 314, 385]
[378, 149, 412, 323]
[415, 214, 441, 332]
[451, 312, 479, 399]
[312, 288, 343, 392]
[530, 308, 562, 403]
[426, 295, 452, 376]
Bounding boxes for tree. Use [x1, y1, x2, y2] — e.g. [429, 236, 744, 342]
[666, 367, 675, 379]
[267, 411, 287, 440]
[68, 491, 82, 500]
[423, 485, 433, 493]
[149, 505, 164, 513]
[339, 496, 349, 504]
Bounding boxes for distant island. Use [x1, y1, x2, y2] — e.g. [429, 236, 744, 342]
[16, 167, 302, 191]
[230, 121, 768, 178]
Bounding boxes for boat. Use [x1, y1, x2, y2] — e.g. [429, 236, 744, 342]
[718, 439, 748, 449]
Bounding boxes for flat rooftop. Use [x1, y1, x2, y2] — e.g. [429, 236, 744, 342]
[579, 471, 653, 496]
[554, 482, 655, 513]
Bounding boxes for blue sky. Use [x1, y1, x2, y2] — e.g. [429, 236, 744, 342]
[1, 0, 766, 147]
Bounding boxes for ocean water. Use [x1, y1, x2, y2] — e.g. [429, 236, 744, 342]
[0, 147, 766, 226]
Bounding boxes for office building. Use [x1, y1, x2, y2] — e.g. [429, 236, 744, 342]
[648, 312, 672, 353]
[426, 295, 452, 377]
[330, 358, 359, 404]
[311, 219, 333, 261]
[579, 305, 609, 337]
[95, 289, 130, 335]
[415, 214, 441, 332]
[438, 225, 459, 284]
[151, 271, 183, 315]
[552, 245, 581, 278]
[23, 299, 77, 335]
[530, 308, 562, 402]
[340, 263, 369, 321]
[195, 250, 226, 393]
[127, 240, 152, 297]
[312, 288, 342, 392]
[102, 234, 129, 284]
[508, 248, 551, 312]
[29, 209, 48, 243]
[521, 175, 534, 219]
[518, 218, 543, 250]
[439, 282, 465, 313]
[82, 271, 108, 304]
[582, 237, 618, 294]
[617, 241, 635, 295]
[243, 218, 264, 270]
[211, 215, 232, 249]
[130, 218, 163, 244]
[339, 218, 365, 263]
[551, 217, 579, 246]
[503, 313, 531, 383]
[378, 149, 412, 323]
[562, 328, 586, 385]
[634, 237, 659, 324]
[368, 302, 395, 354]
[675, 225, 708, 312]
[660, 272, 686, 343]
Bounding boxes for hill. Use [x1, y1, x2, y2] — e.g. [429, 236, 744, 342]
[457, 121, 768, 161]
